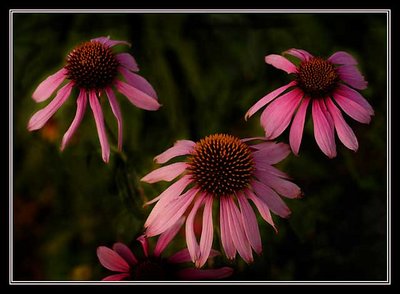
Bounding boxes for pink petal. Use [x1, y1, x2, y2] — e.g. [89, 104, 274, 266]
[255, 164, 289, 179]
[289, 97, 310, 155]
[333, 84, 374, 124]
[91, 36, 131, 48]
[143, 174, 192, 214]
[28, 82, 73, 131]
[265, 54, 298, 74]
[245, 81, 297, 120]
[112, 243, 138, 266]
[141, 162, 188, 184]
[185, 194, 205, 265]
[116, 53, 139, 72]
[326, 97, 359, 151]
[32, 68, 68, 102]
[241, 137, 268, 143]
[254, 169, 301, 199]
[154, 217, 185, 257]
[168, 249, 192, 264]
[225, 197, 253, 263]
[198, 196, 214, 268]
[89, 91, 110, 163]
[136, 235, 149, 257]
[252, 141, 291, 165]
[177, 267, 233, 280]
[146, 188, 197, 237]
[283, 48, 313, 61]
[61, 89, 87, 151]
[102, 273, 130, 281]
[246, 189, 277, 232]
[105, 88, 123, 151]
[220, 197, 236, 260]
[97, 246, 130, 272]
[328, 51, 358, 65]
[237, 192, 262, 254]
[312, 99, 337, 158]
[252, 180, 291, 218]
[169, 249, 220, 264]
[154, 140, 196, 164]
[115, 80, 160, 111]
[337, 65, 368, 90]
[119, 67, 157, 99]
[260, 88, 303, 139]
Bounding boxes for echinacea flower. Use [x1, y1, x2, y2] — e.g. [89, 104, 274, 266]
[97, 219, 233, 280]
[27, 36, 161, 163]
[141, 134, 301, 267]
[245, 48, 374, 158]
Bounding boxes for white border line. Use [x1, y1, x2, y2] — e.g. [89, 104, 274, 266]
[9, 9, 391, 285]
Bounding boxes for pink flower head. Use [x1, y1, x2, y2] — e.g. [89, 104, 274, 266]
[141, 134, 302, 267]
[97, 219, 233, 281]
[27, 36, 161, 163]
[245, 48, 374, 158]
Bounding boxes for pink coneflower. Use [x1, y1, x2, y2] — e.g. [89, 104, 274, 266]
[141, 134, 301, 267]
[245, 48, 374, 158]
[97, 219, 233, 280]
[27, 36, 161, 163]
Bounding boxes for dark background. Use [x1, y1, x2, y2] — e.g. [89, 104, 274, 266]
[12, 12, 387, 281]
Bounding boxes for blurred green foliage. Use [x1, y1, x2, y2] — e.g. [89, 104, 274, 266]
[13, 12, 387, 281]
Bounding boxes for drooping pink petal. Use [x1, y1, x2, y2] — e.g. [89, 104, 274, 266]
[119, 67, 157, 99]
[254, 169, 301, 199]
[169, 249, 220, 264]
[328, 51, 358, 65]
[333, 84, 374, 124]
[289, 97, 311, 155]
[237, 192, 262, 254]
[265, 54, 298, 74]
[115, 80, 160, 111]
[89, 91, 110, 163]
[220, 197, 236, 260]
[252, 180, 291, 218]
[254, 164, 290, 179]
[145, 188, 197, 237]
[246, 189, 277, 232]
[283, 48, 313, 62]
[136, 235, 149, 257]
[245, 81, 297, 120]
[185, 194, 205, 265]
[241, 137, 268, 143]
[143, 174, 192, 218]
[154, 140, 196, 164]
[112, 243, 138, 266]
[61, 89, 87, 151]
[105, 88, 123, 151]
[91, 36, 131, 48]
[252, 142, 291, 165]
[32, 68, 68, 102]
[260, 88, 303, 139]
[97, 246, 130, 273]
[141, 162, 188, 184]
[312, 99, 337, 158]
[337, 65, 368, 90]
[102, 273, 130, 281]
[146, 188, 198, 237]
[326, 97, 359, 151]
[198, 196, 214, 268]
[28, 82, 73, 131]
[154, 217, 185, 257]
[225, 197, 253, 263]
[177, 267, 233, 280]
[116, 53, 139, 72]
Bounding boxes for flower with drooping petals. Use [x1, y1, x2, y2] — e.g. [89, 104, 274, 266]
[97, 219, 233, 280]
[27, 36, 161, 163]
[245, 48, 374, 158]
[141, 134, 301, 267]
